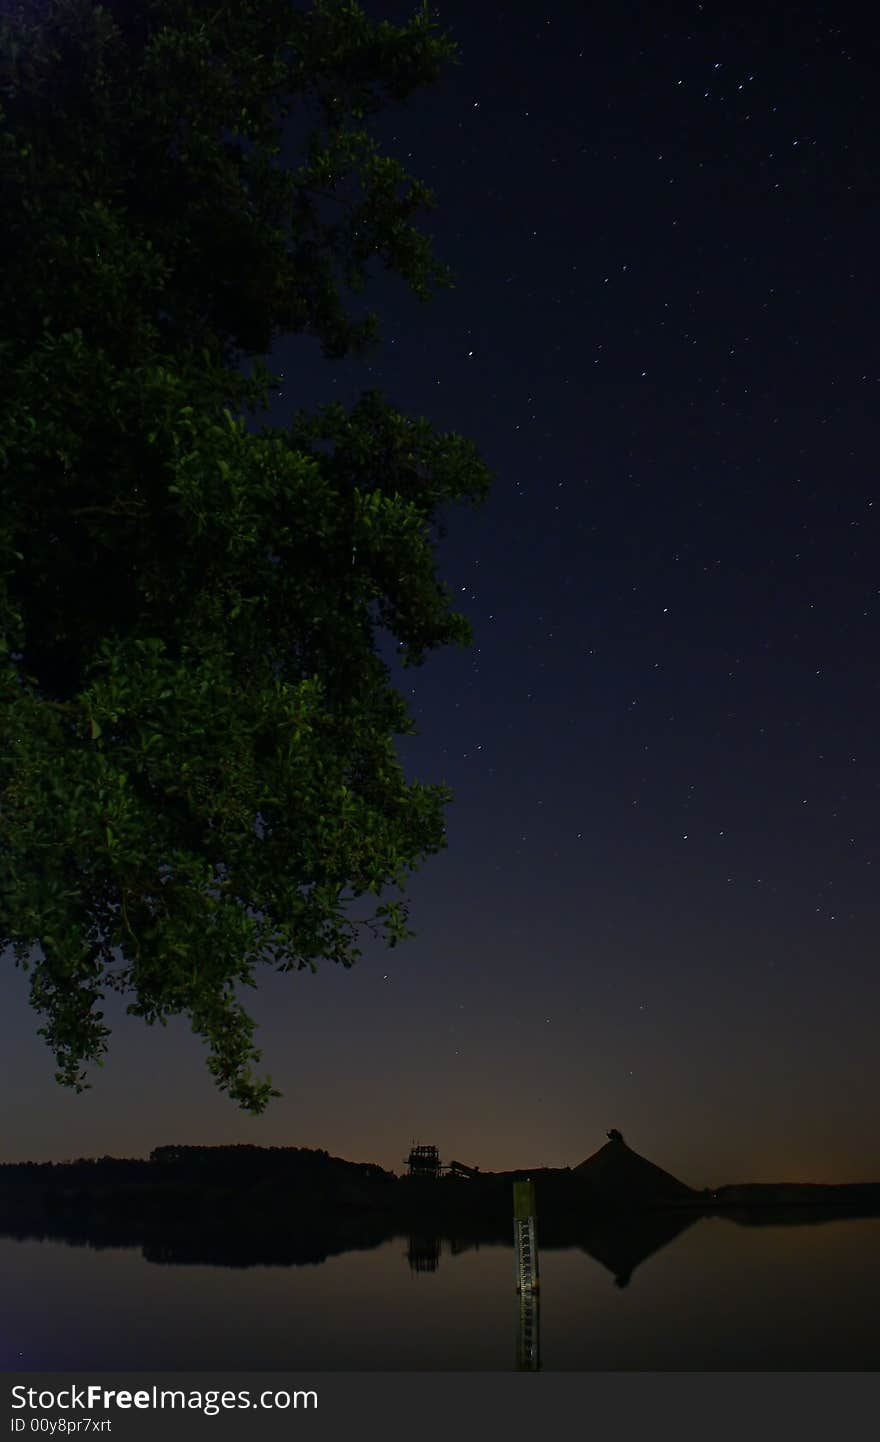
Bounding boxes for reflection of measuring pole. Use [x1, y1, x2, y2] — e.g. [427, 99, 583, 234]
[513, 1180, 541, 1370]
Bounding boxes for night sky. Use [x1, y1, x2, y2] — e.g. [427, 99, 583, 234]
[3, 1, 879, 1187]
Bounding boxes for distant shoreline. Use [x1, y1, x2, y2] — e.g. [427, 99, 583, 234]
[1, 1149, 878, 1229]
[2, 1149, 878, 1280]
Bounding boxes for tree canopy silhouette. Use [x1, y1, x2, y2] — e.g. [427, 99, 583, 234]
[0, 0, 492, 1111]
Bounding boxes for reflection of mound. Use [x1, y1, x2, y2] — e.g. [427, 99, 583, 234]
[576, 1210, 700, 1288]
[7, 1204, 875, 1283]
[573, 1136, 698, 1206]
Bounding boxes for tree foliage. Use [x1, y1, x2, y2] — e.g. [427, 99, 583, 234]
[0, 0, 492, 1110]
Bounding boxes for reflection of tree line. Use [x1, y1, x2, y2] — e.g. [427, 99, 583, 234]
[2, 1143, 878, 1285]
[4, 1203, 875, 1287]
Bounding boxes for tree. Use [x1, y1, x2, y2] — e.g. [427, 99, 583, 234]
[0, 0, 492, 1111]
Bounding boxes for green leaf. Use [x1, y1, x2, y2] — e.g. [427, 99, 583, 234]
[0, 0, 489, 1115]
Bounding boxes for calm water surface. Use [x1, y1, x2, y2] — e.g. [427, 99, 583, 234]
[2, 1215, 878, 1370]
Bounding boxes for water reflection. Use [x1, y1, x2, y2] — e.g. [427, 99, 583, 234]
[2, 1205, 878, 1370]
[406, 1235, 441, 1273]
[518, 1286, 540, 1371]
[401, 1230, 542, 1367]
[577, 1209, 701, 1288]
[2, 1201, 877, 1280]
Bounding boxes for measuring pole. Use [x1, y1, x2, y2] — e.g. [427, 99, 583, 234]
[513, 1179, 539, 1291]
[513, 1179, 541, 1370]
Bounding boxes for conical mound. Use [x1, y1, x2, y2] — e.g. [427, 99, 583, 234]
[573, 1135, 697, 1205]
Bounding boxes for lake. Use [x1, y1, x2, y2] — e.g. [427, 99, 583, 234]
[2, 1212, 878, 1370]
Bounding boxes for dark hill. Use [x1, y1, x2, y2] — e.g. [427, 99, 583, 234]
[573, 1134, 698, 1205]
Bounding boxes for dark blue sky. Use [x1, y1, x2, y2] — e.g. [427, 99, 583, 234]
[3, 0, 879, 1184]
